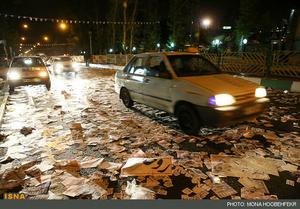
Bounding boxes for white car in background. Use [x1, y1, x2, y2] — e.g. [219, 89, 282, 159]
[115, 52, 269, 134]
[53, 56, 79, 75]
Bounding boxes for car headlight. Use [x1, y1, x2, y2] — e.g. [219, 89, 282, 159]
[72, 63, 80, 71]
[39, 71, 48, 77]
[255, 87, 267, 98]
[8, 71, 21, 80]
[209, 94, 236, 106]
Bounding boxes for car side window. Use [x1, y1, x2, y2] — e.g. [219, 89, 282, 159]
[146, 56, 171, 79]
[127, 57, 146, 76]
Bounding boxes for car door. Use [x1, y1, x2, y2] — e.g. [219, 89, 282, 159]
[123, 56, 147, 103]
[142, 55, 173, 112]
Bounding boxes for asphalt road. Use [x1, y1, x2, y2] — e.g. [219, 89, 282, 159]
[0, 67, 299, 199]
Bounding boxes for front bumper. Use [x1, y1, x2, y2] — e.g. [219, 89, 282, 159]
[8, 77, 50, 87]
[54, 66, 79, 73]
[195, 98, 269, 126]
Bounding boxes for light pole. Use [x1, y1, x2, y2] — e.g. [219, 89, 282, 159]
[89, 31, 93, 55]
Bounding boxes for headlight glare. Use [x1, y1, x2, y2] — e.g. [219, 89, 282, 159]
[8, 71, 21, 80]
[209, 94, 236, 106]
[72, 63, 80, 71]
[72, 62, 78, 68]
[39, 71, 48, 77]
[56, 63, 63, 69]
[255, 87, 267, 98]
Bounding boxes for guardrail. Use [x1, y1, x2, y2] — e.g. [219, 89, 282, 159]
[89, 51, 300, 79]
[92, 55, 132, 66]
[200, 51, 300, 79]
[71, 56, 84, 63]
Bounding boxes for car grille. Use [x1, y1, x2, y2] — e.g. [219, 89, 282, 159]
[234, 92, 256, 105]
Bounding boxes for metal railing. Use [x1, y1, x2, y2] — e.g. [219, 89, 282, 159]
[200, 51, 300, 79]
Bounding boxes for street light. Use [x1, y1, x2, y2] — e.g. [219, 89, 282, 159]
[132, 46, 137, 53]
[59, 22, 68, 31]
[212, 39, 221, 46]
[202, 18, 212, 29]
[21, 37, 26, 41]
[43, 36, 49, 42]
[242, 38, 248, 52]
[22, 24, 29, 29]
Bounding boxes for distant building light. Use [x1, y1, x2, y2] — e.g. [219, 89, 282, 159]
[243, 39, 248, 45]
[156, 43, 160, 48]
[170, 42, 175, 48]
[132, 47, 137, 52]
[109, 48, 114, 53]
[222, 26, 232, 30]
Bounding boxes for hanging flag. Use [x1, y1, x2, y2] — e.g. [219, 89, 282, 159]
[0, 12, 160, 25]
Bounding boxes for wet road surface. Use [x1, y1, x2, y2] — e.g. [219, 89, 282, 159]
[0, 68, 299, 199]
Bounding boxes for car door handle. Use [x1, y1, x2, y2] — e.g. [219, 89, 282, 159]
[144, 78, 150, 83]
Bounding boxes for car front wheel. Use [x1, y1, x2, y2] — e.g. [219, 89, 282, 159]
[9, 85, 15, 93]
[176, 104, 201, 135]
[120, 88, 133, 108]
[46, 83, 51, 91]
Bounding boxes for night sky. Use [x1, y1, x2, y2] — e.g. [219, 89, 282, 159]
[0, 0, 300, 47]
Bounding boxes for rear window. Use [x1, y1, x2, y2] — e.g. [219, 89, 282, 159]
[58, 57, 72, 61]
[11, 57, 45, 68]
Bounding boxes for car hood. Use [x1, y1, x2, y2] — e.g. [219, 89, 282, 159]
[178, 74, 259, 95]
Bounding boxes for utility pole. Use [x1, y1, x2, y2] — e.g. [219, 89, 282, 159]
[89, 31, 93, 55]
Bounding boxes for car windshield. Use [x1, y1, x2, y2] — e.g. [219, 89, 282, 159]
[58, 57, 72, 61]
[167, 55, 220, 77]
[11, 57, 45, 68]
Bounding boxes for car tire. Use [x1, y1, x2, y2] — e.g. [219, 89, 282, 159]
[176, 104, 201, 135]
[9, 85, 14, 93]
[120, 88, 133, 108]
[46, 83, 51, 91]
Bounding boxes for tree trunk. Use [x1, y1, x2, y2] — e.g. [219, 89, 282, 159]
[129, 0, 138, 54]
[123, 0, 128, 54]
[112, 0, 118, 51]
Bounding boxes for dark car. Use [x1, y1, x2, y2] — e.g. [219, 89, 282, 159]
[7, 56, 51, 93]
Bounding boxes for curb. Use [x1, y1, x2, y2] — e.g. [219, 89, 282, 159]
[238, 76, 300, 92]
[0, 91, 9, 127]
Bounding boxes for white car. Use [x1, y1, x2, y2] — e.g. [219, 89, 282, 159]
[53, 56, 79, 75]
[115, 52, 269, 134]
